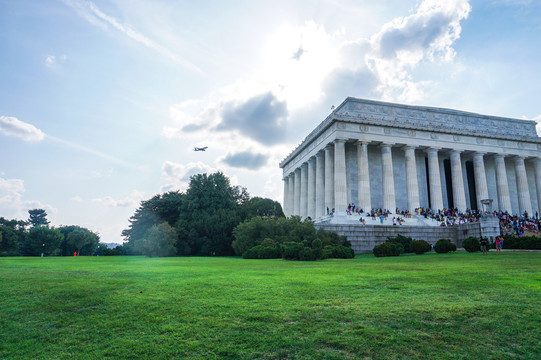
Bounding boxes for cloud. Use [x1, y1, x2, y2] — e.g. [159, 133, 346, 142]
[0, 116, 45, 142]
[71, 196, 83, 202]
[161, 161, 216, 192]
[0, 176, 56, 220]
[366, 0, 471, 101]
[61, 0, 202, 74]
[216, 92, 288, 145]
[221, 151, 268, 170]
[45, 55, 67, 68]
[92, 190, 145, 208]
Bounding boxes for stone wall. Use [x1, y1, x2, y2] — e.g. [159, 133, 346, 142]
[317, 216, 500, 253]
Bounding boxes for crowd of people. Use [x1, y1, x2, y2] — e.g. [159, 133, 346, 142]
[327, 203, 541, 237]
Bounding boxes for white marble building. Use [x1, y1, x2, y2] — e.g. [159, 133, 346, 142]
[280, 97, 541, 219]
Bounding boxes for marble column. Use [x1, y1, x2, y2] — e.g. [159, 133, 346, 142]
[294, 168, 301, 216]
[426, 148, 443, 211]
[494, 154, 512, 214]
[535, 158, 541, 217]
[381, 143, 396, 212]
[357, 141, 371, 212]
[300, 163, 308, 218]
[450, 150, 467, 211]
[514, 156, 533, 216]
[473, 152, 489, 211]
[334, 139, 348, 215]
[307, 157, 316, 219]
[288, 174, 295, 217]
[404, 145, 419, 213]
[315, 152, 325, 218]
[283, 176, 289, 217]
[324, 144, 334, 214]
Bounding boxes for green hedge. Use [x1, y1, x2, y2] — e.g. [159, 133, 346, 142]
[463, 237, 480, 252]
[411, 240, 431, 254]
[434, 239, 457, 253]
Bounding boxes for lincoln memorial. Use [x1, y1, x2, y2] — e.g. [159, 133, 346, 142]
[279, 97, 541, 252]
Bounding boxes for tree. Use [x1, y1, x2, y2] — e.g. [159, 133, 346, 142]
[122, 191, 184, 253]
[58, 226, 100, 256]
[28, 209, 49, 228]
[241, 197, 284, 219]
[0, 217, 27, 256]
[21, 226, 63, 256]
[140, 222, 177, 257]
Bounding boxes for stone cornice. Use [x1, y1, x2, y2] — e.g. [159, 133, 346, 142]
[280, 97, 540, 168]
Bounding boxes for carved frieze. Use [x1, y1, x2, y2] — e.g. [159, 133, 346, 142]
[408, 130, 416, 137]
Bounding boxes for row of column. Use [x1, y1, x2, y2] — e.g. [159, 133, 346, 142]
[284, 140, 541, 219]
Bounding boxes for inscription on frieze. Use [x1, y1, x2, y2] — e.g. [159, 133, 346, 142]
[408, 130, 416, 137]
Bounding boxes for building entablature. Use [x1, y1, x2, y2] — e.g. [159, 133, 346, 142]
[280, 97, 539, 170]
[281, 121, 541, 177]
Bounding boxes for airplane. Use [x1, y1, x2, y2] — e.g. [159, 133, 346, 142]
[193, 146, 208, 151]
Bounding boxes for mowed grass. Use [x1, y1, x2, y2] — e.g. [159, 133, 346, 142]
[1, 253, 540, 360]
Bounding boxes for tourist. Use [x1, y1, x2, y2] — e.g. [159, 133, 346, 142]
[495, 236, 502, 254]
[479, 237, 488, 255]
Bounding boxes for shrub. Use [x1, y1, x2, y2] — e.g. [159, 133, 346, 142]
[462, 237, 480, 252]
[281, 242, 305, 260]
[434, 239, 457, 253]
[411, 240, 431, 254]
[323, 245, 355, 259]
[502, 235, 541, 250]
[373, 243, 400, 257]
[386, 234, 413, 253]
[242, 245, 281, 259]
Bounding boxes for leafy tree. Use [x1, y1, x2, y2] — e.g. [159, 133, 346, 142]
[0, 217, 27, 256]
[21, 226, 63, 256]
[122, 191, 184, 253]
[140, 222, 177, 257]
[241, 197, 284, 219]
[58, 225, 100, 256]
[28, 209, 49, 228]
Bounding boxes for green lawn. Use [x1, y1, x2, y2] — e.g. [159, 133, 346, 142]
[1, 252, 540, 359]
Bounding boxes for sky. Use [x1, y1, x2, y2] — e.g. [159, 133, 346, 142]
[1, 0, 541, 244]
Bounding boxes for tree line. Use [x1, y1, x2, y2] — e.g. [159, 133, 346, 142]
[0, 209, 102, 256]
[122, 172, 284, 256]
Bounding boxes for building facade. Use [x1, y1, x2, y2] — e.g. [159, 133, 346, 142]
[280, 97, 541, 219]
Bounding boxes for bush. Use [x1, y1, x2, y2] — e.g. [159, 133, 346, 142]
[242, 245, 281, 259]
[386, 234, 413, 253]
[373, 243, 400, 257]
[411, 240, 431, 254]
[281, 242, 306, 260]
[434, 239, 457, 253]
[502, 235, 541, 250]
[463, 237, 480, 253]
[322, 245, 355, 259]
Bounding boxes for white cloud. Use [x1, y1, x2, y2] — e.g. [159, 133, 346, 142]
[45, 54, 67, 68]
[71, 196, 83, 202]
[92, 190, 146, 208]
[0, 116, 45, 142]
[0, 176, 56, 221]
[61, 0, 202, 74]
[366, 0, 471, 102]
[161, 161, 217, 192]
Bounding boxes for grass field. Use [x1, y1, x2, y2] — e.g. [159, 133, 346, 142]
[1, 252, 540, 359]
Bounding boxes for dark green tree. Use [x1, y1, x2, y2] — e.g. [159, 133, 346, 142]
[21, 226, 63, 256]
[0, 217, 27, 256]
[122, 191, 184, 253]
[58, 226, 100, 256]
[240, 197, 284, 218]
[28, 209, 49, 228]
[140, 222, 177, 257]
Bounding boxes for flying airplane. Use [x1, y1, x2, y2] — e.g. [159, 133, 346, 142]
[193, 146, 208, 151]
